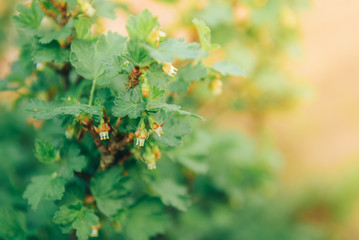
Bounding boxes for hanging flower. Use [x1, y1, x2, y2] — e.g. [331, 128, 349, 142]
[135, 119, 147, 146]
[94, 119, 111, 140]
[148, 115, 164, 137]
[143, 146, 158, 170]
[162, 63, 177, 76]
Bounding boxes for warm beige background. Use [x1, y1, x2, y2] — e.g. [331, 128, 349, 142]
[269, 0, 359, 185]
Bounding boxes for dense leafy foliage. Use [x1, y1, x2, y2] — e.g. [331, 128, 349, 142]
[0, 0, 337, 240]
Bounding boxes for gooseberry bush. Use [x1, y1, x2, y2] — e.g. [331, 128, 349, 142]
[0, 0, 250, 239]
[0, 0, 330, 240]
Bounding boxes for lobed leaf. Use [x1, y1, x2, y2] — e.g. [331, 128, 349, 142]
[90, 167, 129, 216]
[146, 38, 202, 63]
[112, 89, 146, 119]
[26, 99, 103, 120]
[151, 179, 190, 211]
[53, 202, 99, 240]
[23, 174, 66, 210]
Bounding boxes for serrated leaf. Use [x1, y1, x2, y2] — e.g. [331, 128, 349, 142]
[32, 41, 70, 64]
[146, 63, 170, 88]
[23, 175, 66, 210]
[0, 207, 27, 240]
[58, 145, 87, 179]
[192, 18, 220, 52]
[169, 62, 208, 93]
[12, 3, 44, 32]
[147, 102, 205, 121]
[53, 202, 99, 240]
[154, 117, 191, 146]
[70, 32, 127, 81]
[212, 61, 246, 77]
[126, 39, 153, 67]
[38, 21, 73, 44]
[73, 17, 92, 40]
[126, 9, 159, 41]
[26, 99, 102, 120]
[90, 167, 129, 216]
[146, 38, 202, 62]
[34, 139, 57, 164]
[118, 199, 168, 240]
[112, 89, 146, 119]
[151, 179, 190, 211]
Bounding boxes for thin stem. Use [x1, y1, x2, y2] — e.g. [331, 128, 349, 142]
[88, 78, 97, 106]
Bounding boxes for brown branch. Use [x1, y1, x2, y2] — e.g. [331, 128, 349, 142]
[114, 117, 123, 132]
[82, 119, 110, 155]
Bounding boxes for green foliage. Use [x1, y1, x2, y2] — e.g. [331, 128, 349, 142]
[126, 9, 159, 41]
[23, 174, 66, 210]
[112, 89, 146, 119]
[26, 99, 103, 120]
[192, 18, 220, 52]
[12, 3, 44, 31]
[70, 33, 127, 81]
[146, 38, 202, 62]
[0, 207, 28, 240]
[34, 139, 57, 163]
[151, 179, 190, 211]
[0, 1, 326, 240]
[53, 202, 99, 240]
[90, 167, 129, 216]
[116, 199, 168, 240]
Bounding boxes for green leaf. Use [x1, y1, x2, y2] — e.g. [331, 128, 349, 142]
[212, 61, 246, 77]
[146, 38, 202, 62]
[58, 145, 87, 179]
[38, 21, 73, 44]
[94, 0, 117, 19]
[151, 179, 190, 211]
[90, 167, 129, 216]
[53, 202, 99, 240]
[126, 39, 153, 67]
[118, 199, 168, 240]
[0, 207, 27, 240]
[169, 62, 208, 94]
[154, 117, 191, 146]
[146, 63, 170, 88]
[23, 174, 66, 210]
[126, 9, 159, 41]
[26, 99, 103, 120]
[32, 41, 70, 64]
[192, 18, 220, 52]
[73, 17, 92, 40]
[70, 32, 127, 81]
[112, 89, 146, 119]
[12, 3, 44, 31]
[147, 102, 205, 121]
[34, 139, 57, 164]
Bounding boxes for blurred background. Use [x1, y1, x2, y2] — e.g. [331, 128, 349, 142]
[2, 0, 359, 239]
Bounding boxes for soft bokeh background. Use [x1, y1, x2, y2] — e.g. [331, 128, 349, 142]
[1, 0, 359, 238]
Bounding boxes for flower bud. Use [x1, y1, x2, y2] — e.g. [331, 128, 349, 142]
[143, 146, 157, 170]
[209, 78, 223, 96]
[148, 27, 167, 46]
[141, 80, 150, 98]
